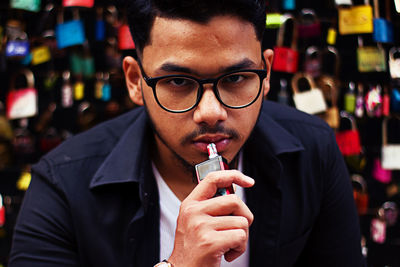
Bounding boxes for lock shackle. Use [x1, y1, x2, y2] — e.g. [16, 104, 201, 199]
[276, 14, 298, 49]
[57, 7, 80, 24]
[318, 75, 338, 107]
[351, 174, 367, 194]
[382, 116, 400, 146]
[9, 69, 35, 91]
[339, 110, 358, 130]
[305, 46, 320, 58]
[291, 72, 316, 94]
[299, 8, 318, 23]
[389, 47, 400, 61]
[105, 5, 119, 27]
[323, 46, 340, 78]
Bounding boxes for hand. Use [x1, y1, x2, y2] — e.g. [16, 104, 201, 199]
[168, 170, 255, 267]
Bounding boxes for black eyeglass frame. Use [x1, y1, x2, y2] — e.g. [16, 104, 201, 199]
[137, 60, 268, 113]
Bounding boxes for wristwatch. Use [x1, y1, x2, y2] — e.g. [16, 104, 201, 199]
[154, 259, 173, 267]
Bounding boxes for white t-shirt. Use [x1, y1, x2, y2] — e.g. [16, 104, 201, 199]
[153, 154, 249, 267]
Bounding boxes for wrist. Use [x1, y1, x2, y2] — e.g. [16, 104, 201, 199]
[153, 259, 174, 267]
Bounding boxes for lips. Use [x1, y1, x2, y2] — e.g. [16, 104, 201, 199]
[192, 134, 231, 153]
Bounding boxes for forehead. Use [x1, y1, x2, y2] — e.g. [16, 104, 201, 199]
[142, 15, 261, 75]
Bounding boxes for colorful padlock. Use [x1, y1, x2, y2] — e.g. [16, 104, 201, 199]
[357, 36, 387, 73]
[338, 2, 374, 35]
[297, 9, 321, 38]
[335, 111, 362, 156]
[10, 0, 41, 12]
[272, 15, 299, 74]
[62, 0, 94, 8]
[389, 47, 400, 79]
[372, 0, 394, 43]
[291, 72, 327, 115]
[351, 174, 369, 216]
[381, 116, 400, 170]
[55, 9, 86, 49]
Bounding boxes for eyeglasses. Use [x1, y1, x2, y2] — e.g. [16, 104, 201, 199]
[138, 60, 267, 113]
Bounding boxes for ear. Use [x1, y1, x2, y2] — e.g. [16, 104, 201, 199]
[262, 49, 274, 98]
[123, 56, 144, 106]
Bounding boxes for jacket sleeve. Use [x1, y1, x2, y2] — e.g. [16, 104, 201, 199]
[296, 130, 366, 267]
[8, 160, 79, 267]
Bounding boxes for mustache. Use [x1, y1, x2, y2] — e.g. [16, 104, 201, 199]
[181, 124, 240, 145]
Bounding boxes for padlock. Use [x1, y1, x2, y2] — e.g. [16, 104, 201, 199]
[381, 116, 400, 170]
[303, 46, 322, 78]
[10, 0, 41, 12]
[0, 194, 5, 227]
[372, 157, 392, 183]
[391, 87, 400, 113]
[335, 0, 352, 5]
[282, 0, 295, 10]
[382, 86, 390, 117]
[317, 76, 340, 129]
[74, 79, 85, 101]
[335, 111, 362, 156]
[31, 45, 51, 65]
[272, 15, 299, 73]
[102, 72, 112, 101]
[396, 0, 400, 13]
[351, 174, 369, 216]
[277, 78, 290, 105]
[381, 202, 398, 227]
[372, 0, 394, 43]
[389, 47, 400, 79]
[357, 37, 387, 73]
[13, 119, 36, 162]
[344, 82, 357, 113]
[55, 8, 86, 49]
[338, 1, 374, 35]
[365, 84, 382, 117]
[6, 69, 38, 120]
[62, 0, 94, 8]
[371, 211, 386, 244]
[5, 20, 29, 58]
[94, 72, 104, 99]
[291, 72, 327, 115]
[61, 71, 73, 108]
[326, 27, 337, 45]
[266, 13, 283, 29]
[95, 7, 106, 42]
[118, 24, 135, 50]
[355, 83, 365, 118]
[105, 37, 122, 71]
[297, 9, 321, 38]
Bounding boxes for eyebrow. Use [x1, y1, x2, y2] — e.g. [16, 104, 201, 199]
[155, 58, 258, 77]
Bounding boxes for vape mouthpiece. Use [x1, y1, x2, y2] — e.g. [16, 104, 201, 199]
[207, 143, 219, 159]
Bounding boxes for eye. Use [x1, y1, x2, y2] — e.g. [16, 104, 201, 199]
[224, 74, 245, 83]
[169, 78, 188, 86]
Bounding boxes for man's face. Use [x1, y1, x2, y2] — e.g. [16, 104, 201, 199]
[126, 15, 272, 168]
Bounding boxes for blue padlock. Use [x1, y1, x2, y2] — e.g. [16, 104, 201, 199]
[95, 7, 105, 41]
[372, 0, 394, 43]
[373, 19, 394, 43]
[283, 0, 295, 10]
[56, 9, 85, 49]
[6, 40, 29, 58]
[391, 88, 400, 113]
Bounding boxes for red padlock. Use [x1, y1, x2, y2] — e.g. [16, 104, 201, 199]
[351, 174, 369, 216]
[335, 111, 362, 156]
[62, 0, 94, 8]
[0, 194, 5, 227]
[272, 15, 299, 73]
[297, 9, 321, 38]
[118, 24, 135, 50]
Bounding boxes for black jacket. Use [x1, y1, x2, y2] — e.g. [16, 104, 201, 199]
[9, 101, 364, 266]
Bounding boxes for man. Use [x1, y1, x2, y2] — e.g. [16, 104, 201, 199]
[9, 1, 364, 266]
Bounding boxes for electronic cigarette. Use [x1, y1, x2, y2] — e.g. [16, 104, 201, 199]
[195, 143, 234, 196]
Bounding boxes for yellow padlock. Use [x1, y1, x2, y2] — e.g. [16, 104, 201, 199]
[31, 45, 51, 65]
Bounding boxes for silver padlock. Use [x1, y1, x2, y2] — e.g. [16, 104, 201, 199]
[389, 47, 400, 79]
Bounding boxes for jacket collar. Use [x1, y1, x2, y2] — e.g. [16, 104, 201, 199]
[89, 102, 304, 189]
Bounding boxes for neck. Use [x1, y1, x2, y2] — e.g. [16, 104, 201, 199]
[151, 135, 197, 202]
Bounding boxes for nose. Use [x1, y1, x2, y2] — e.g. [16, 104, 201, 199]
[193, 85, 228, 126]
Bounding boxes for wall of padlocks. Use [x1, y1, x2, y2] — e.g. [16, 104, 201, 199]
[0, 0, 399, 266]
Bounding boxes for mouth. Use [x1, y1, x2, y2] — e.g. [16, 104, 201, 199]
[192, 134, 231, 153]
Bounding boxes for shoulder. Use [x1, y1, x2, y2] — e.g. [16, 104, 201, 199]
[32, 107, 146, 183]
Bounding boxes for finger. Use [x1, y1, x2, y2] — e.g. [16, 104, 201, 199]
[200, 195, 254, 225]
[208, 215, 250, 232]
[213, 229, 248, 262]
[188, 170, 255, 201]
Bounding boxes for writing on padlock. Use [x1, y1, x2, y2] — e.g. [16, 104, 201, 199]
[291, 72, 327, 115]
[5, 20, 29, 58]
[335, 111, 362, 156]
[357, 37, 387, 73]
[338, 4, 374, 35]
[381, 117, 400, 170]
[272, 15, 299, 73]
[6, 69, 38, 120]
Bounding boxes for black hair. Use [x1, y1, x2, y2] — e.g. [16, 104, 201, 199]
[122, 0, 267, 57]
